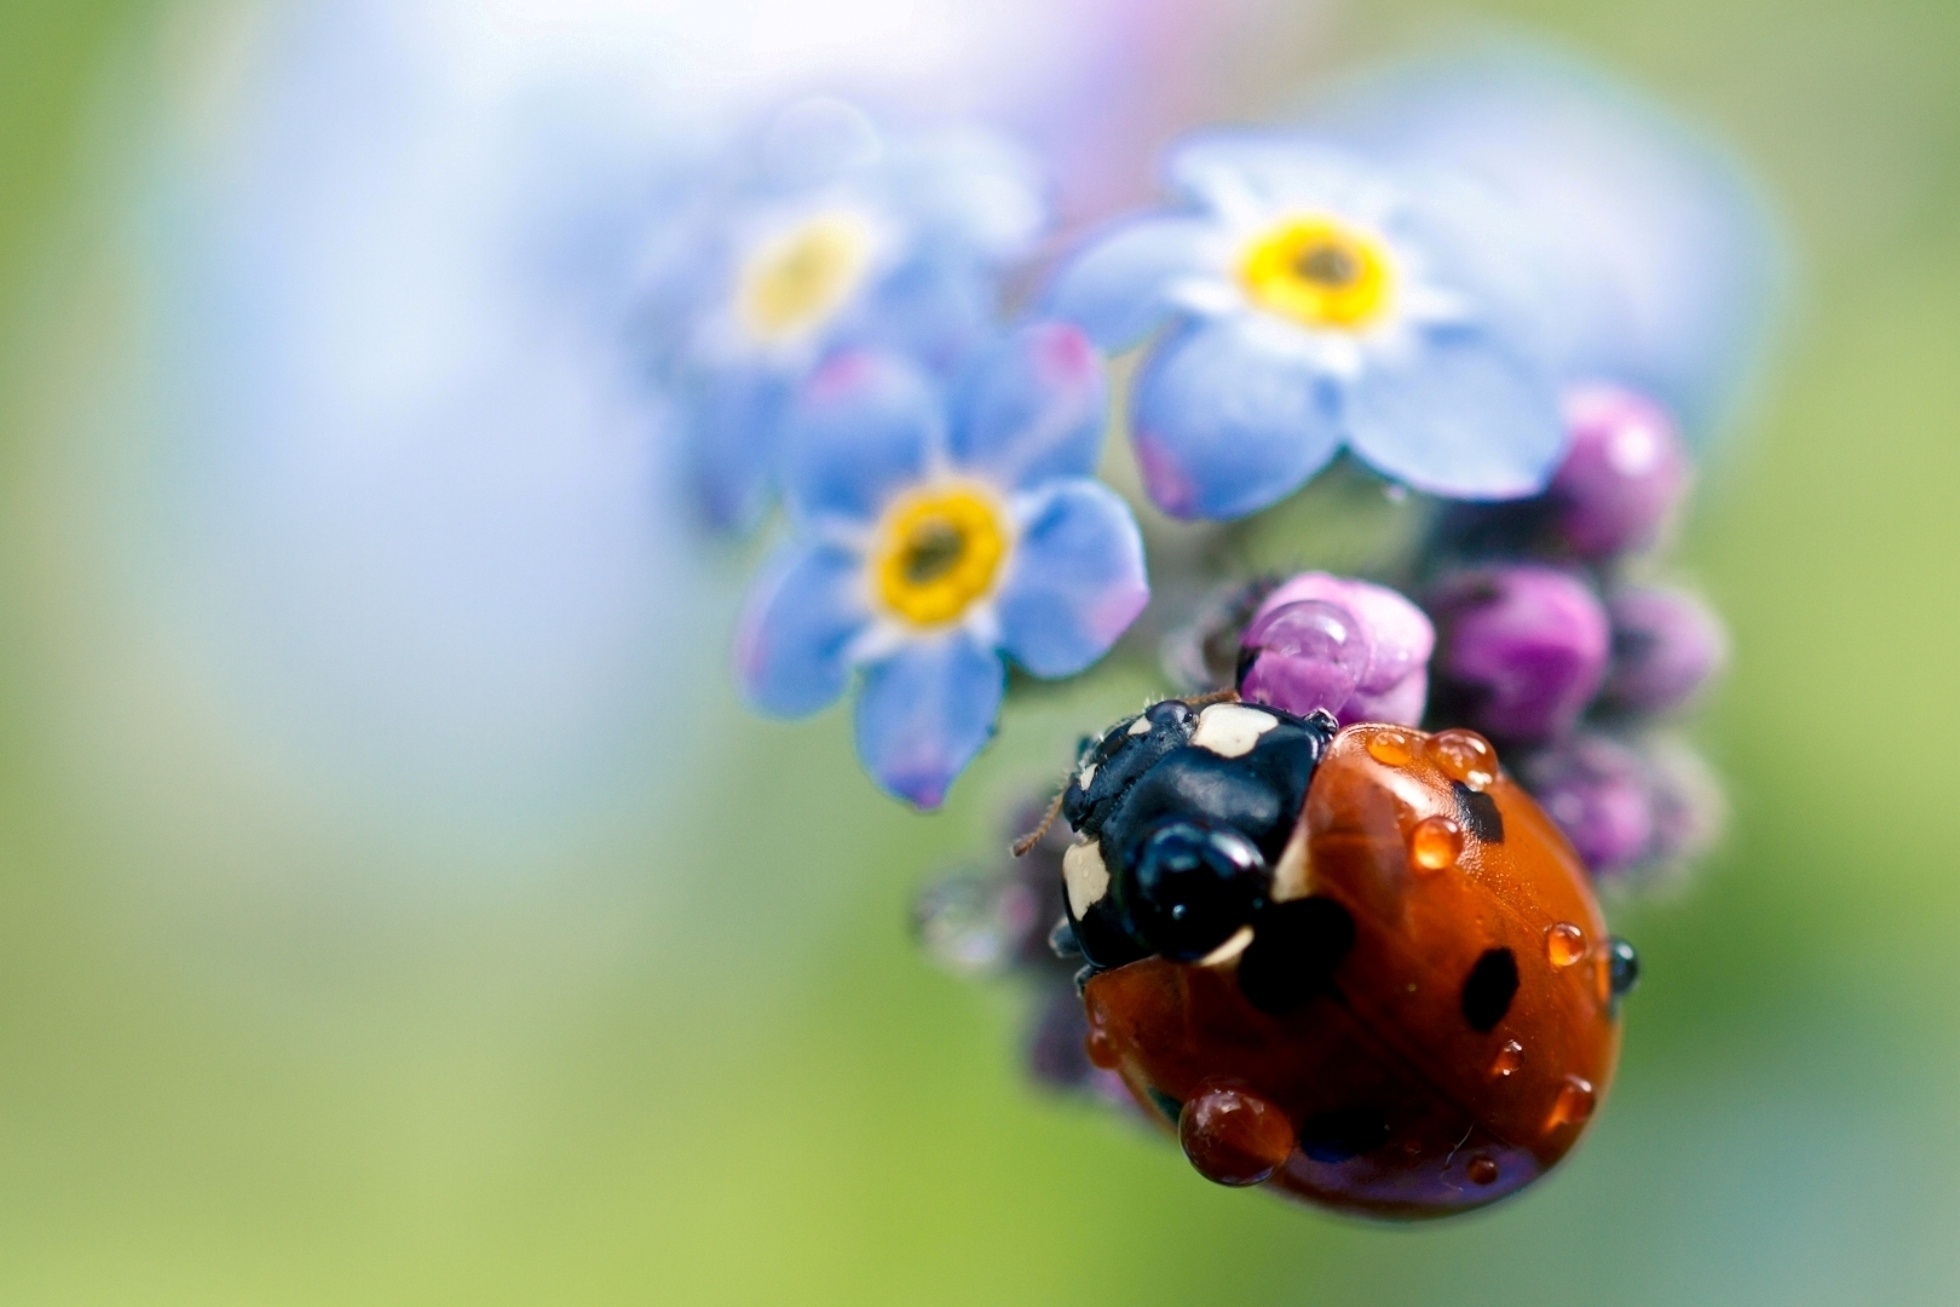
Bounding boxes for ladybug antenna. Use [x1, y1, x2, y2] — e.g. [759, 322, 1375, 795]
[1011, 788, 1067, 859]
[1183, 686, 1242, 708]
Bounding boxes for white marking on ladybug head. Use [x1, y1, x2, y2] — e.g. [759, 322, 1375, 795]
[1076, 761, 1098, 790]
[1198, 925, 1255, 968]
[1062, 840, 1111, 919]
[1126, 714, 1153, 736]
[1191, 703, 1279, 759]
[1270, 819, 1313, 902]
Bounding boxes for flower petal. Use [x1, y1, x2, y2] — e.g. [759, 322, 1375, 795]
[1344, 327, 1566, 500]
[733, 541, 870, 717]
[1168, 132, 1394, 221]
[951, 322, 1108, 489]
[879, 127, 1049, 260]
[755, 96, 883, 190]
[1131, 321, 1342, 520]
[1320, 52, 1786, 438]
[1044, 215, 1223, 352]
[853, 633, 1004, 809]
[847, 257, 992, 376]
[996, 480, 1148, 678]
[1387, 188, 1561, 362]
[678, 366, 790, 532]
[780, 350, 944, 526]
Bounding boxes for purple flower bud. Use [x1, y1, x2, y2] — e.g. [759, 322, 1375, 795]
[1027, 990, 1138, 1110]
[1519, 734, 1655, 877]
[1240, 573, 1434, 725]
[1549, 385, 1691, 559]
[1429, 564, 1610, 743]
[1520, 732, 1725, 881]
[1642, 736, 1727, 870]
[1602, 585, 1728, 716]
[1238, 600, 1369, 719]
[1026, 988, 1098, 1091]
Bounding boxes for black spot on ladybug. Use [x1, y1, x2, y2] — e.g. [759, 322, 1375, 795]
[1607, 936, 1640, 1015]
[1296, 1107, 1391, 1163]
[1453, 782, 1505, 843]
[1146, 1087, 1184, 1125]
[1461, 948, 1520, 1032]
[1237, 896, 1356, 1015]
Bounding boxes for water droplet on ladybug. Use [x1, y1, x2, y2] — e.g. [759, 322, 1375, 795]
[1546, 1076, 1596, 1132]
[1546, 922, 1587, 967]
[1408, 815, 1464, 873]
[1365, 728, 1415, 767]
[1428, 729, 1497, 790]
[1466, 1155, 1500, 1186]
[1086, 1024, 1117, 1069]
[1178, 1084, 1296, 1187]
[1491, 1040, 1525, 1078]
[1238, 599, 1369, 718]
[1608, 937, 1640, 998]
[1601, 936, 1641, 1015]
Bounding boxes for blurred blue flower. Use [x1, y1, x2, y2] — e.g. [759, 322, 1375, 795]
[638, 98, 1048, 531]
[1046, 134, 1565, 518]
[735, 322, 1148, 808]
[1317, 47, 1788, 442]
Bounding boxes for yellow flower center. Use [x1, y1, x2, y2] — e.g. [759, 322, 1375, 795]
[873, 486, 1010, 628]
[736, 212, 876, 343]
[1239, 216, 1394, 331]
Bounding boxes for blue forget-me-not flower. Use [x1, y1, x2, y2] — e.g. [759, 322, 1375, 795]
[734, 322, 1149, 809]
[1047, 133, 1567, 519]
[1315, 49, 1786, 442]
[638, 98, 1048, 531]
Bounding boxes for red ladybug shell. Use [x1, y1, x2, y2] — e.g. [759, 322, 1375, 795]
[1081, 723, 1620, 1218]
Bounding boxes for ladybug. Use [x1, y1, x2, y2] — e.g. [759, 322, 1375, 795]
[1053, 698, 1637, 1218]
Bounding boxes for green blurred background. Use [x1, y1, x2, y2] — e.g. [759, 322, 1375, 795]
[1, 0, 1957, 1302]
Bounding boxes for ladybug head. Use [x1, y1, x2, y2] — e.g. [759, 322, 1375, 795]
[1058, 699, 1337, 969]
[1120, 818, 1268, 959]
[1060, 699, 1198, 842]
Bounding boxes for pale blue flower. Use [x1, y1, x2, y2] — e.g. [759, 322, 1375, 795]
[1315, 48, 1787, 441]
[638, 98, 1048, 531]
[735, 323, 1148, 808]
[1047, 133, 1567, 518]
